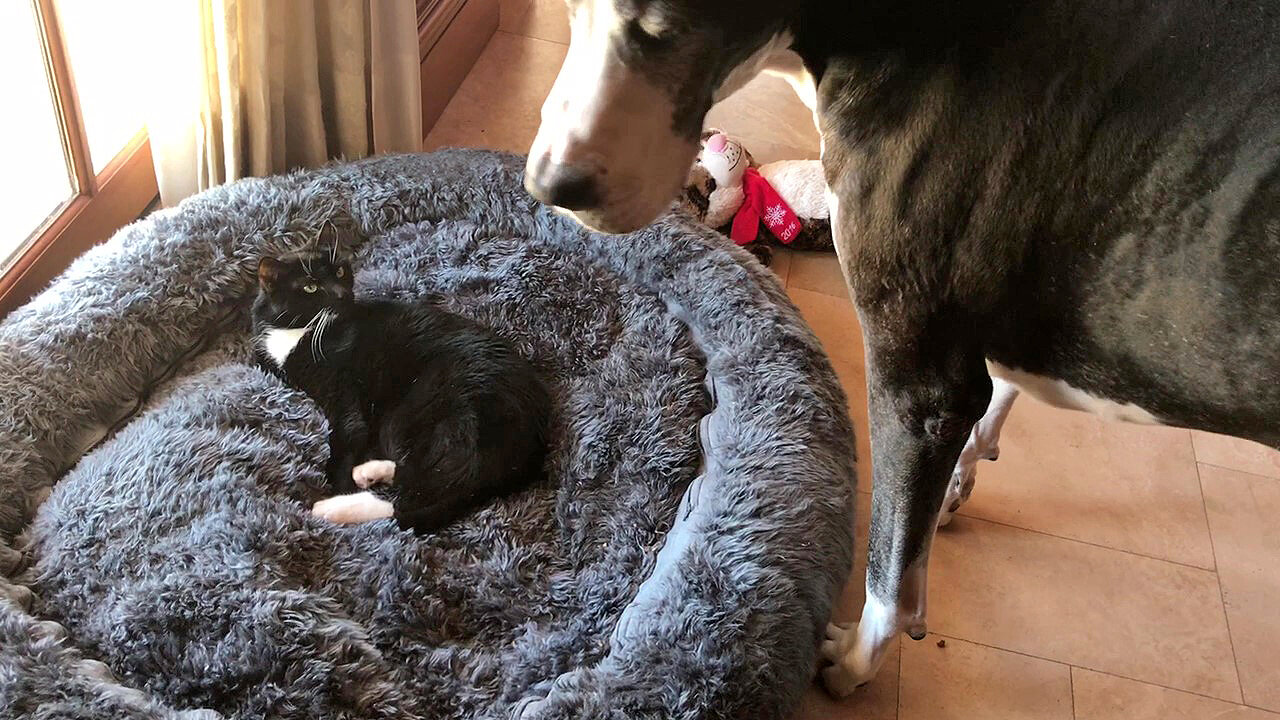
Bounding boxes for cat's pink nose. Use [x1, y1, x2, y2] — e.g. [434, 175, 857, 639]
[706, 133, 728, 152]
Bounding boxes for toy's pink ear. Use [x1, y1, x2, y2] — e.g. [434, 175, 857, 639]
[706, 133, 728, 152]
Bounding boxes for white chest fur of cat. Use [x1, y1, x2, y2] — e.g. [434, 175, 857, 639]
[260, 328, 307, 367]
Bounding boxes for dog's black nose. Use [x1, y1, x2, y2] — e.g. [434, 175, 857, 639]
[525, 157, 601, 210]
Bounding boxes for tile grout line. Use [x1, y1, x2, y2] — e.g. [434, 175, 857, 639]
[1069, 665, 1077, 720]
[895, 636, 903, 719]
[1197, 458, 1280, 483]
[929, 631, 1249, 709]
[1187, 433, 1220, 573]
[1194, 459, 1249, 706]
[930, 631, 1072, 674]
[1077, 664, 1280, 715]
[495, 28, 569, 46]
[943, 509, 1218, 574]
[1188, 431, 1280, 482]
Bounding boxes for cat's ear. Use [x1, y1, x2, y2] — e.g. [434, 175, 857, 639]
[318, 222, 352, 260]
[258, 257, 282, 290]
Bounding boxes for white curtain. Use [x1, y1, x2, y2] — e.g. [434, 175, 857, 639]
[147, 0, 421, 206]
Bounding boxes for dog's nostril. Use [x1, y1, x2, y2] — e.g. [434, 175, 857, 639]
[527, 161, 601, 211]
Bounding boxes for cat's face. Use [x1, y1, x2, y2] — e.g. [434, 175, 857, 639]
[256, 251, 354, 327]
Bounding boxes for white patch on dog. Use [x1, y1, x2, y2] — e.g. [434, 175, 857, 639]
[540, 0, 623, 170]
[763, 50, 826, 168]
[987, 360, 1164, 425]
[352, 459, 396, 489]
[261, 328, 306, 367]
[312, 492, 394, 524]
[714, 32, 797, 103]
[763, 48, 818, 115]
[527, 0, 696, 233]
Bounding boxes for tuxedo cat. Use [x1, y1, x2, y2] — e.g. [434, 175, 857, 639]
[251, 247, 550, 532]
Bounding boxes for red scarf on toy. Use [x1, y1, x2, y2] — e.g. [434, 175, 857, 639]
[730, 167, 802, 245]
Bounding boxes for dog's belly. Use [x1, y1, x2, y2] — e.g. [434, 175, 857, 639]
[986, 360, 1163, 425]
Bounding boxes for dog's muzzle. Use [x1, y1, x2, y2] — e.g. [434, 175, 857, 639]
[524, 155, 603, 211]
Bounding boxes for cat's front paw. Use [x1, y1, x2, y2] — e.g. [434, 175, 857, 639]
[312, 492, 394, 524]
[352, 459, 396, 489]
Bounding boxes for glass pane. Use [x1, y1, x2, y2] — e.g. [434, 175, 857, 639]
[0, 0, 74, 267]
[56, 0, 154, 173]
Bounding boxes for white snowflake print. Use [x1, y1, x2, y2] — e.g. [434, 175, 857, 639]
[764, 203, 788, 226]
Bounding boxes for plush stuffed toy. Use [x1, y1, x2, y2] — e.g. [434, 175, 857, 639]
[679, 130, 833, 264]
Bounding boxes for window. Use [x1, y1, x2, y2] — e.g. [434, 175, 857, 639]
[3, 1, 73, 261]
[0, 0, 159, 316]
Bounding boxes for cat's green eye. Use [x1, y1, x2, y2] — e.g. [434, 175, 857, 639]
[303, 283, 319, 293]
[335, 267, 345, 278]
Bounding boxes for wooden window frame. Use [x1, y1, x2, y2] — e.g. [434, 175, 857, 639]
[0, 0, 159, 317]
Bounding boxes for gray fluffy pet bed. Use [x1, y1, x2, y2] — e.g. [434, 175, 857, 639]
[0, 150, 854, 720]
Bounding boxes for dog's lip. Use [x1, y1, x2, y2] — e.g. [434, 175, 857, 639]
[540, 174, 674, 231]
[566, 209, 645, 234]
[560, 204, 656, 234]
[546, 176, 662, 233]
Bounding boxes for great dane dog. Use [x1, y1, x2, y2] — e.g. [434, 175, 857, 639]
[523, 0, 1280, 696]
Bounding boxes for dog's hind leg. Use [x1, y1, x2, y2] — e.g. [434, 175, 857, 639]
[936, 376, 1019, 528]
[821, 308, 992, 697]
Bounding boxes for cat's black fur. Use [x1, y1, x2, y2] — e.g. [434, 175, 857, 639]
[250, 247, 551, 533]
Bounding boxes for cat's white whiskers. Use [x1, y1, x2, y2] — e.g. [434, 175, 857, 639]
[306, 311, 323, 361]
[302, 311, 322, 355]
[322, 311, 337, 360]
[315, 315, 327, 361]
[309, 309, 336, 362]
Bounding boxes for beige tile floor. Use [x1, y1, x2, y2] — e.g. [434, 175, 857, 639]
[429, 6, 1280, 718]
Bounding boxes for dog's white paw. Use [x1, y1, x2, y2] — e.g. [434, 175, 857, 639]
[312, 492, 394, 524]
[820, 596, 903, 697]
[822, 662, 867, 699]
[820, 621, 854, 665]
[820, 621, 880, 697]
[352, 459, 396, 489]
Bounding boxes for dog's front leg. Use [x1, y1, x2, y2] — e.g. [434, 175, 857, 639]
[821, 314, 991, 696]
